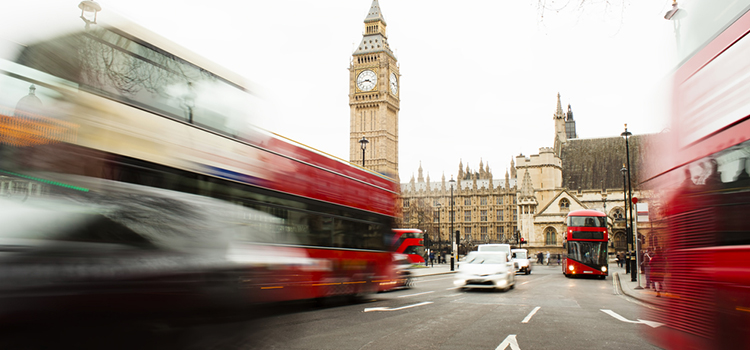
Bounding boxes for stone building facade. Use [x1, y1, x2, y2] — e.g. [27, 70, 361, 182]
[398, 160, 518, 252]
[348, 0, 400, 179]
[399, 93, 654, 255]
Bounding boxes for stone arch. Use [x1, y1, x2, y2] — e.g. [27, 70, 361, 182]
[544, 226, 557, 245]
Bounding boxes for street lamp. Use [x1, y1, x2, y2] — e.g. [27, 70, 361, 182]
[449, 176, 456, 271]
[621, 165, 629, 274]
[358, 136, 368, 167]
[621, 124, 637, 282]
[436, 203, 442, 256]
[78, 1, 101, 29]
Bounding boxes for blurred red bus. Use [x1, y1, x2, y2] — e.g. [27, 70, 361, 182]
[644, 2, 750, 348]
[0, 13, 401, 311]
[562, 210, 608, 279]
[391, 229, 425, 264]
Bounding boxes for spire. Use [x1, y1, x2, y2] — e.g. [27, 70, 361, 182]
[554, 92, 564, 119]
[520, 170, 534, 198]
[354, 0, 394, 57]
[364, 0, 386, 25]
[566, 104, 574, 120]
[417, 161, 424, 182]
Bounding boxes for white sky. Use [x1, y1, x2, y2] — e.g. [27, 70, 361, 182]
[5, 0, 678, 182]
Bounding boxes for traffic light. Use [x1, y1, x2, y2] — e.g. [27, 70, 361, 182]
[424, 233, 430, 248]
[455, 230, 460, 244]
[520, 237, 525, 246]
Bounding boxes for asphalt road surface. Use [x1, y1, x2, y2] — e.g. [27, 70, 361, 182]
[0, 265, 661, 349]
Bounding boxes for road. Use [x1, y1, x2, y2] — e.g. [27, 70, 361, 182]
[238, 264, 659, 350]
[0, 265, 660, 349]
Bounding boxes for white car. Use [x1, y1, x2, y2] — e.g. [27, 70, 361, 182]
[511, 249, 532, 275]
[454, 252, 515, 292]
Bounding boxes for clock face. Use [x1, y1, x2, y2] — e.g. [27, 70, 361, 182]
[357, 70, 377, 91]
[390, 73, 398, 95]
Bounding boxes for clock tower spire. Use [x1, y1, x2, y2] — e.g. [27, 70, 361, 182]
[349, 0, 400, 180]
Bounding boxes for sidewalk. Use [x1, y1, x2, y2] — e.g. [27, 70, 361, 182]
[409, 262, 456, 277]
[612, 264, 666, 307]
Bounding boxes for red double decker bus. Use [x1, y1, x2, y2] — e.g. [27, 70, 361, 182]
[643, 2, 750, 348]
[391, 229, 425, 264]
[0, 13, 401, 318]
[562, 210, 609, 279]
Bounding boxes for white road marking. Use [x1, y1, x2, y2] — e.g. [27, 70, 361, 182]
[495, 334, 521, 350]
[521, 306, 541, 323]
[444, 293, 463, 297]
[600, 309, 664, 328]
[445, 287, 460, 290]
[416, 276, 454, 283]
[397, 291, 435, 298]
[364, 301, 433, 312]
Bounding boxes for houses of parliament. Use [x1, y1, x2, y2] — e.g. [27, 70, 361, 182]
[345, 1, 652, 254]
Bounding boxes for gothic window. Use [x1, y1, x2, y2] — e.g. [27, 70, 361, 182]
[481, 226, 488, 234]
[497, 210, 504, 219]
[499, 227, 504, 234]
[404, 212, 410, 223]
[545, 227, 557, 245]
[613, 208, 624, 220]
[480, 210, 487, 221]
[433, 210, 440, 222]
[465, 227, 472, 235]
[559, 198, 570, 210]
[434, 199, 440, 206]
[480, 197, 487, 206]
[403, 199, 410, 207]
[464, 198, 471, 205]
[464, 210, 471, 222]
[614, 231, 626, 250]
[497, 197, 504, 205]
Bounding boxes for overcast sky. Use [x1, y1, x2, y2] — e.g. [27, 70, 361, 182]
[6, 0, 678, 182]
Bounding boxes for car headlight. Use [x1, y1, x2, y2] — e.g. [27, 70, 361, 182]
[601, 266, 607, 273]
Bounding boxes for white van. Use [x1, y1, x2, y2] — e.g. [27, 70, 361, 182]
[476, 244, 517, 271]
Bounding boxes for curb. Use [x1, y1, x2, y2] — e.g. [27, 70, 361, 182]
[413, 271, 455, 278]
[614, 272, 657, 306]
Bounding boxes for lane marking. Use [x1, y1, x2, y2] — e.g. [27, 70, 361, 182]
[397, 291, 435, 298]
[444, 293, 463, 297]
[445, 287, 460, 290]
[600, 309, 664, 328]
[495, 334, 521, 350]
[416, 276, 455, 283]
[521, 306, 541, 323]
[364, 301, 433, 312]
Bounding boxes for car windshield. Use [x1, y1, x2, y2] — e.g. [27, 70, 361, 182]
[513, 251, 527, 259]
[465, 253, 506, 264]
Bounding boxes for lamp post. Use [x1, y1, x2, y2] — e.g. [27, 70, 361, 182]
[621, 124, 637, 282]
[449, 176, 456, 271]
[78, 1, 101, 29]
[437, 203, 442, 257]
[358, 136, 368, 167]
[621, 165, 629, 274]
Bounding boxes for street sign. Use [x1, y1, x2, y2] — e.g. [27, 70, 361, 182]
[637, 203, 649, 222]
[632, 197, 638, 204]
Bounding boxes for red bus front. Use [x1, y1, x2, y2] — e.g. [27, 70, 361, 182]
[392, 229, 425, 264]
[562, 210, 609, 278]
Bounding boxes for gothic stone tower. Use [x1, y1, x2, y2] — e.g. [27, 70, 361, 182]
[349, 0, 400, 179]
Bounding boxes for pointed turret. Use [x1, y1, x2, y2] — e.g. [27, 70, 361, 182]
[554, 93, 568, 145]
[565, 104, 578, 139]
[353, 0, 394, 58]
[418, 161, 424, 182]
[520, 170, 534, 199]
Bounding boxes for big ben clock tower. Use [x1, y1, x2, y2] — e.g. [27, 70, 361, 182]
[349, 0, 400, 180]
